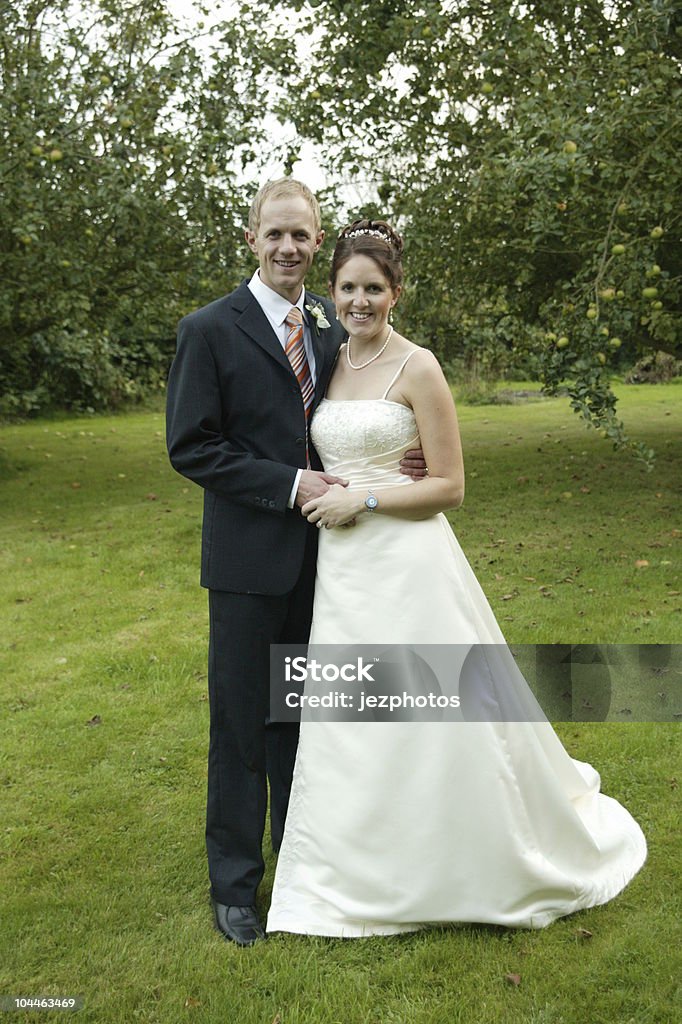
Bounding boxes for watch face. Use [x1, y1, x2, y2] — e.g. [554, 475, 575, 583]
[365, 495, 378, 510]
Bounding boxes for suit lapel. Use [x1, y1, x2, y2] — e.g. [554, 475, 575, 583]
[231, 282, 341, 406]
[305, 291, 340, 410]
[231, 281, 292, 377]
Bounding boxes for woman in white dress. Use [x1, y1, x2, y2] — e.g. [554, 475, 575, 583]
[266, 220, 647, 937]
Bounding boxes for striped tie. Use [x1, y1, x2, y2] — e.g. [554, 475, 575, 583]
[285, 306, 314, 466]
[285, 307, 314, 416]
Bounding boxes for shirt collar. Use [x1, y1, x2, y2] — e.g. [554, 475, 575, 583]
[248, 270, 307, 327]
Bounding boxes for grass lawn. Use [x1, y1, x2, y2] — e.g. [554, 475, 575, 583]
[0, 382, 680, 1023]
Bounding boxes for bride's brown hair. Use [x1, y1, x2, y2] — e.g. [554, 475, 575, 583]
[329, 219, 404, 291]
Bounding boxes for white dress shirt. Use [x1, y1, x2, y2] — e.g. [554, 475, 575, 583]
[247, 270, 317, 379]
[247, 269, 318, 507]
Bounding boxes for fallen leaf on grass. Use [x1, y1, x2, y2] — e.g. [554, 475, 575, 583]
[184, 997, 201, 1008]
[271, 1015, 282, 1024]
[634, 560, 649, 568]
[146, 493, 158, 501]
[86, 715, 102, 727]
[504, 973, 521, 986]
[70, 482, 81, 490]
[575, 928, 593, 939]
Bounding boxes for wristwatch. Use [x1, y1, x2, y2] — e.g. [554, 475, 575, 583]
[364, 491, 379, 513]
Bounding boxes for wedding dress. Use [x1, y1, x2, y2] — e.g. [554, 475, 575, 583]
[266, 355, 647, 936]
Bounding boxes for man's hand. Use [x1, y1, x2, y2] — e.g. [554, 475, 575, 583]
[400, 447, 428, 479]
[295, 470, 349, 508]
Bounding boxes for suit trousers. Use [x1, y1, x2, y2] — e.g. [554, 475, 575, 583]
[206, 525, 317, 906]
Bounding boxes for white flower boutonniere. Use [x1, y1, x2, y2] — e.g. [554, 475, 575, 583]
[305, 301, 331, 335]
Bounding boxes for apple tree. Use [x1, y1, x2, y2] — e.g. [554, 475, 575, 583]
[0, 0, 268, 413]
[267, 0, 681, 463]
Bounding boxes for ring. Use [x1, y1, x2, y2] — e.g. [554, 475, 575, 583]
[316, 521, 323, 528]
[424, 467, 429, 475]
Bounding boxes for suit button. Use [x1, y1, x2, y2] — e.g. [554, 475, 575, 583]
[255, 497, 261, 505]
[268, 500, 276, 509]
[295, 437, 305, 447]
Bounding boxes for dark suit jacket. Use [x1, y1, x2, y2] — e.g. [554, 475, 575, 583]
[166, 280, 344, 594]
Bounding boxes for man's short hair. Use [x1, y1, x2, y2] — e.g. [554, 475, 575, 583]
[248, 178, 322, 234]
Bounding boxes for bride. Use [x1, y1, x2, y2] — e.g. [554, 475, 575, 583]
[266, 219, 647, 937]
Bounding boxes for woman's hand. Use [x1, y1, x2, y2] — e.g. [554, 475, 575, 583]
[302, 484, 364, 529]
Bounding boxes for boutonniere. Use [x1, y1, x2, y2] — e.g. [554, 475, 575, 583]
[305, 301, 331, 335]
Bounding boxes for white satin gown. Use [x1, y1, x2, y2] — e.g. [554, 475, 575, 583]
[266, 353, 647, 936]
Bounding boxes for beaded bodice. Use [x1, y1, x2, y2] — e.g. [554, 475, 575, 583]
[310, 399, 419, 491]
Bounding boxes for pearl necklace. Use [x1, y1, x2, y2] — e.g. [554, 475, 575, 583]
[346, 326, 394, 370]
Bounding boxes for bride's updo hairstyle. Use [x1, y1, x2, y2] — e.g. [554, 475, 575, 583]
[329, 219, 404, 292]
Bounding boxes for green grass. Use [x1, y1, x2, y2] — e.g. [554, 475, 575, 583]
[1, 384, 680, 1023]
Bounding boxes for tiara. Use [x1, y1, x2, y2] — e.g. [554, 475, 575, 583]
[345, 228, 391, 242]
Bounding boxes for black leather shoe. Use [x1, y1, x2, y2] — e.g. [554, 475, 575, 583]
[211, 900, 265, 947]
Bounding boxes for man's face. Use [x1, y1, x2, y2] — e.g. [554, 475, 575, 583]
[245, 195, 324, 302]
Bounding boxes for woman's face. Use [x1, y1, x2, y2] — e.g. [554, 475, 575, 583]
[331, 254, 400, 342]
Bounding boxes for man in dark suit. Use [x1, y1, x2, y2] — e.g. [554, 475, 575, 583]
[167, 179, 423, 945]
[166, 179, 347, 945]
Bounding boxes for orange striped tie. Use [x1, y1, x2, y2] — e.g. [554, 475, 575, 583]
[285, 307, 314, 465]
[285, 307, 314, 415]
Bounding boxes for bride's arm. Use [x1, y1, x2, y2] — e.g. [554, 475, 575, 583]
[302, 350, 464, 527]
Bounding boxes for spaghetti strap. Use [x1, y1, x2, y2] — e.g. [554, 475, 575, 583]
[381, 349, 419, 401]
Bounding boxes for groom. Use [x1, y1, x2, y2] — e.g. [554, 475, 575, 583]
[167, 178, 423, 946]
[166, 178, 346, 945]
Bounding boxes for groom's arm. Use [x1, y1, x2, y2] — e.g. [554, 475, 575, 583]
[166, 317, 298, 514]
